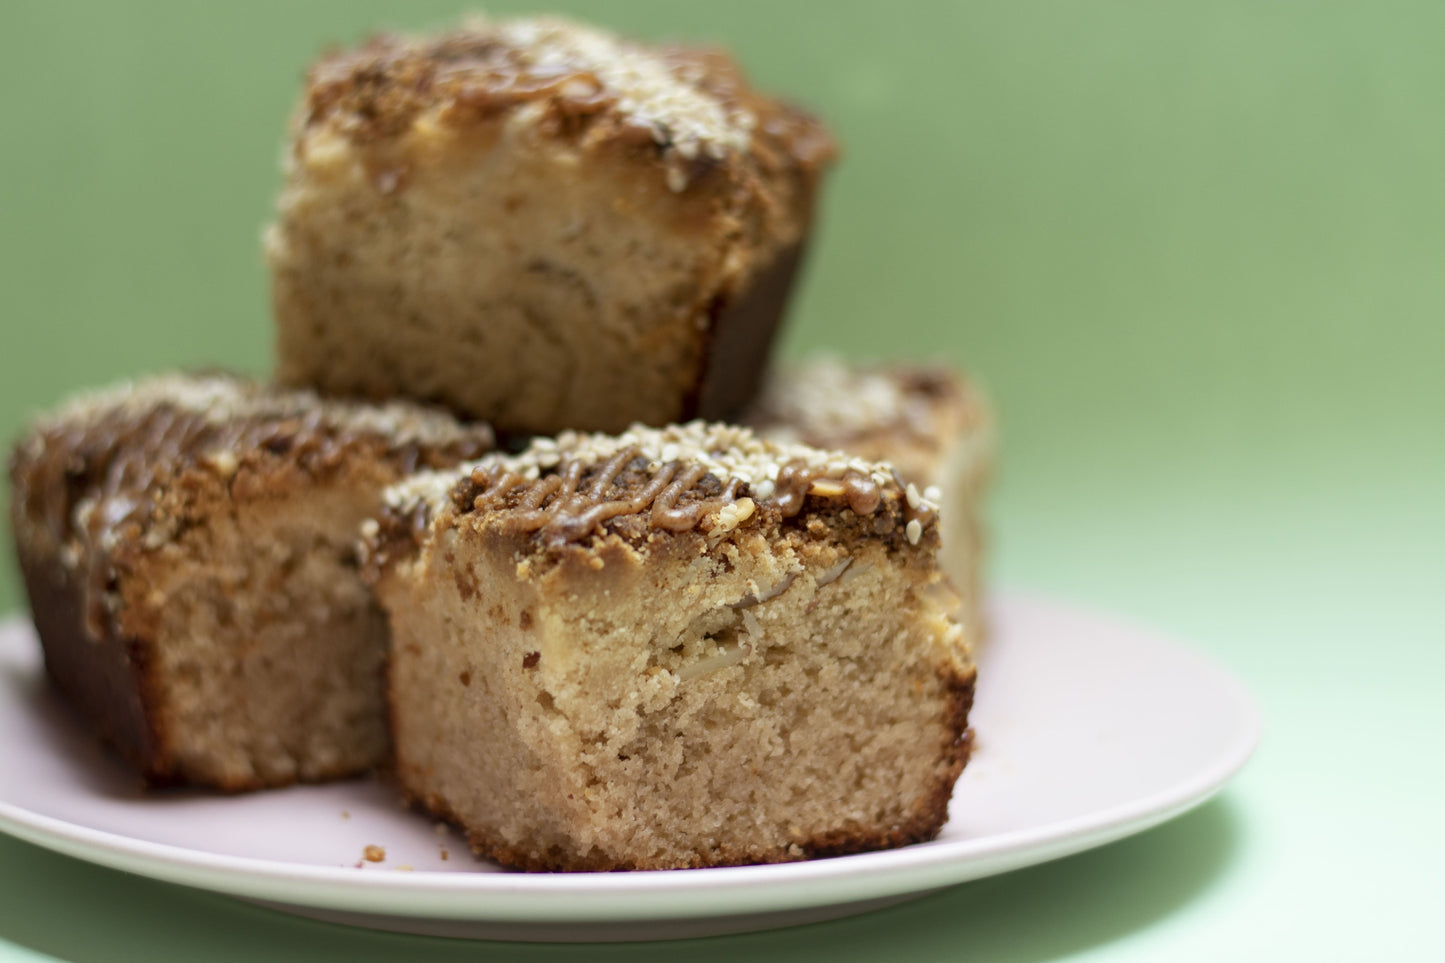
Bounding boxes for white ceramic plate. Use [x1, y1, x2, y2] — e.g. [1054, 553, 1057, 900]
[0, 593, 1259, 942]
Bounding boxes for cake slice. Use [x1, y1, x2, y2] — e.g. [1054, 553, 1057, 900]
[745, 358, 994, 637]
[365, 422, 974, 871]
[267, 16, 835, 436]
[7, 373, 493, 790]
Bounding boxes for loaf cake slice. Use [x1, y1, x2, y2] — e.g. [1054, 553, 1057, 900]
[8, 374, 493, 790]
[267, 15, 836, 436]
[745, 358, 995, 637]
[365, 422, 974, 871]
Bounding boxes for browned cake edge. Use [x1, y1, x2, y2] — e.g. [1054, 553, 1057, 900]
[15, 528, 395, 792]
[15, 547, 174, 785]
[686, 241, 808, 422]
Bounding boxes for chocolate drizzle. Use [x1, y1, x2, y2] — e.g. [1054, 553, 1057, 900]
[380, 422, 936, 552]
[463, 447, 751, 543]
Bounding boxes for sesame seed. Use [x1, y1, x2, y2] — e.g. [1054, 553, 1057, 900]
[382, 422, 914, 530]
[205, 450, 239, 479]
[480, 17, 756, 165]
[906, 519, 923, 545]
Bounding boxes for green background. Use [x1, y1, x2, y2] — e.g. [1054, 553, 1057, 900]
[2, 1, 1441, 959]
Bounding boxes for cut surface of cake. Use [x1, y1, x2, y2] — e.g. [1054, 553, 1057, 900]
[7, 373, 493, 790]
[365, 422, 974, 871]
[268, 15, 836, 436]
[745, 357, 995, 637]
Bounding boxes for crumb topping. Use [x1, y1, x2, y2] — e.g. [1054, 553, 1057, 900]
[9, 373, 493, 614]
[382, 421, 938, 548]
[491, 17, 754, 159]
[31, 373, 486, 451]
[748, 356, 982, 447]
[302, 16, 833, 191]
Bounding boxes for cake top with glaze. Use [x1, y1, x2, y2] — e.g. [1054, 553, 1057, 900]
[300, 15, 835, 189]
[747, 358, 987, 448]
[26, 373, 490, 453]
[10, 373, 493, 573]
[381, 421, 939, 550]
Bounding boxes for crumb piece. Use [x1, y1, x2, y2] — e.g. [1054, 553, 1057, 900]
[395, 864, 414, 872]
[340, 810, 350, 820]
[363, 845, 386, 862]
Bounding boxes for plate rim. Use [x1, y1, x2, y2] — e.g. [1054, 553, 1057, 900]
[0, 592, 1261, 924]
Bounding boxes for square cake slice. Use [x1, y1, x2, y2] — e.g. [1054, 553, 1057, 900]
[745, 358, 995, 638]
[8, 373, 493, 790]
[365, 422, 974, 871]
[267, 15, 836, 435]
